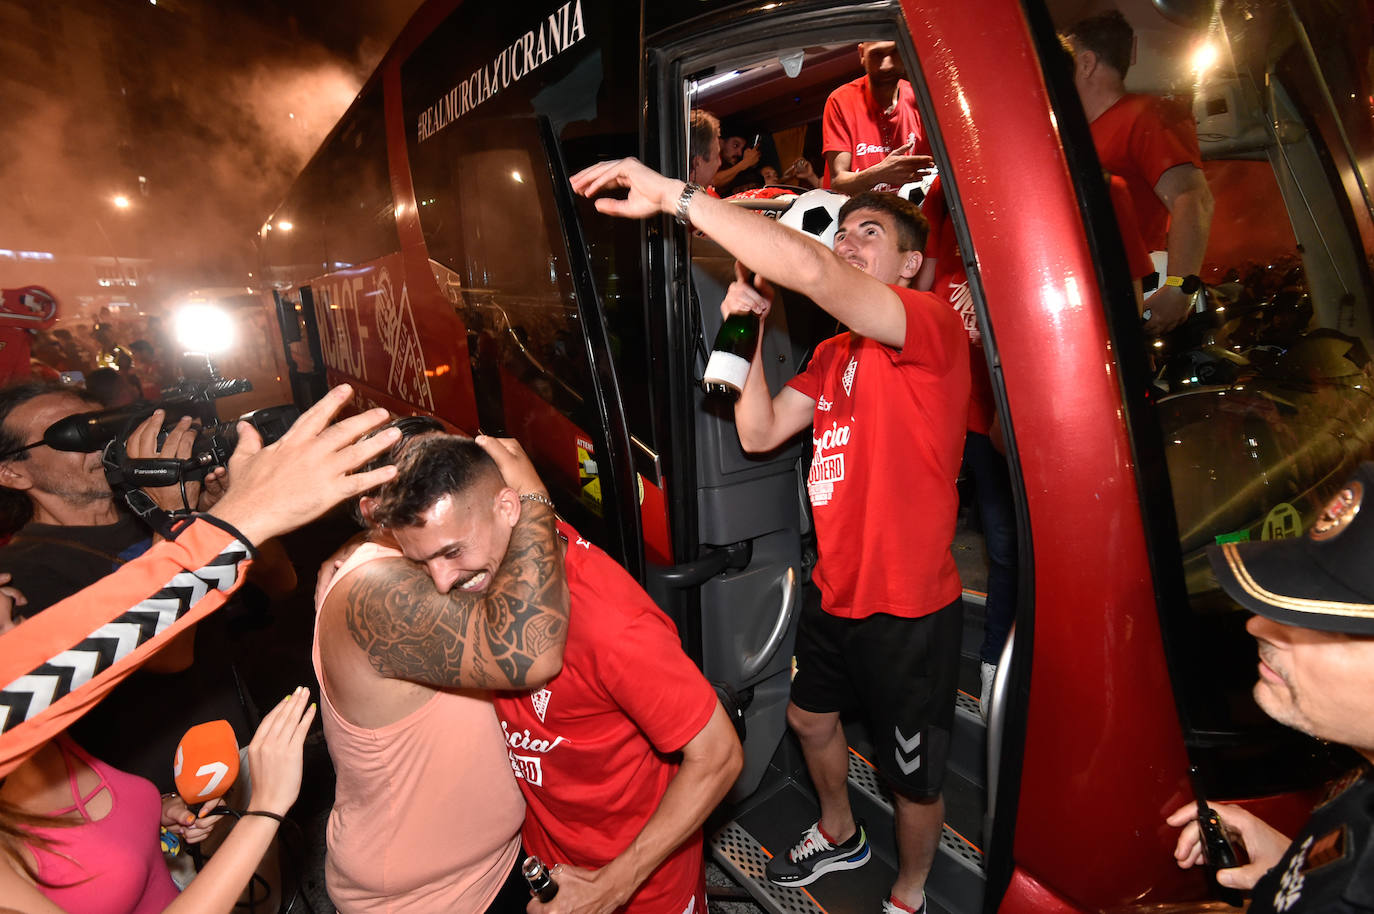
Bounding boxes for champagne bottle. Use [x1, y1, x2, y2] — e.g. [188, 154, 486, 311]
[702, 312, 760, 399]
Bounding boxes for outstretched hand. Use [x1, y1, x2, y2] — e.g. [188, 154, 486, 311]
[209, 384, 400, 545]
[242, 686, 316, 816]
[1166, 801, 1292, 890]
[570, 158, 682, 220]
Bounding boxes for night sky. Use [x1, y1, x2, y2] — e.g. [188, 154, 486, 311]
[0, 0, 425, 310]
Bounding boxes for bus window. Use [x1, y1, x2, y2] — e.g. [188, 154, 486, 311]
[262, 84, 397, 282]
[1096, 2, 1374, 795]
[408, 113, 609, 542]
[317, 86, 399, 269]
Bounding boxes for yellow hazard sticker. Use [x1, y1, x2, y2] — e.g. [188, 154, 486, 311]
[1261, 502, 1302, 540]
[577, 436, 602, 516]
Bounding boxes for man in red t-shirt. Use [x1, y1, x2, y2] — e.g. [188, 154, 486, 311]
[357, 428, 743, 914]
[1064, 10, 1214, 334]
[822, 42, 934, 194]
[571, 160, 968, 914]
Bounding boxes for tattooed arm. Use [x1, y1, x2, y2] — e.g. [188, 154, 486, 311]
[341, 501, 568, 689]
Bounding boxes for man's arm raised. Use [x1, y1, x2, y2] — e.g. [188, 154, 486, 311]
[339, 436, 569, 690]
[572, 158, 908, 348]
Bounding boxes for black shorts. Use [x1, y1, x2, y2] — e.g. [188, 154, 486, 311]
[790, 596, 963, 799]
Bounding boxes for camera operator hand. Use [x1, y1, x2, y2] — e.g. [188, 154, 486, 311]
[126, 410, 203, 515]
[196, 467, 229, 511]
[208, 385, 400, 547]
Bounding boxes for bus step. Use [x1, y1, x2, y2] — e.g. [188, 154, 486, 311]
[710, 751, 985, 914]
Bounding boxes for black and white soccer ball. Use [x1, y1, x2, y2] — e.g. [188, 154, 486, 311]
[778, 189, 848, 249]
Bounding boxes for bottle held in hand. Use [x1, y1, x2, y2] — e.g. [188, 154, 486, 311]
[702, 312, 761, 399]
[522, 855, 559, 902]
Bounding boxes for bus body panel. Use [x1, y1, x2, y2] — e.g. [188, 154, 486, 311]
[903, 0, 1195, 905]
[256, 0, 1374, 909]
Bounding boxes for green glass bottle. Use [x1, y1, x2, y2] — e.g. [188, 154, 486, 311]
[702, 312, 760, 399]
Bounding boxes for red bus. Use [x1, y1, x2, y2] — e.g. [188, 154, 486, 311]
[258, 1, 1374, 910]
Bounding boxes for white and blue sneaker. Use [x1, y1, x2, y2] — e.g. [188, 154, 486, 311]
[766, 820, 871, 887]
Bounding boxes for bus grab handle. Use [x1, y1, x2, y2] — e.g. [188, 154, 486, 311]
[740, 566, 798, 682]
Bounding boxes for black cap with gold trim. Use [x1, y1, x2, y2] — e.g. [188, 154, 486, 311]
[1207, 462, 1374, 635]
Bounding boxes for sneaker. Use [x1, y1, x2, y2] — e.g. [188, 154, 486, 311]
[881, 896, 927, 914]
[979, 661, 997, 723]
[766, 821, 871, 887]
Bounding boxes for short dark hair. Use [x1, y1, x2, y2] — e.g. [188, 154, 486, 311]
[1064, 10, 1133, 78]
[0, 382, 98, 533]
[838, 192, 930, 252]
[0, 382, 96, 464]
[363, 423, 502, 528]
[689, 109, 720, 165]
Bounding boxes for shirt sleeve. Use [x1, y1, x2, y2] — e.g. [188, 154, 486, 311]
[785, 336, 834, 401]
[599, 609, 718, 755]
[821, 86, 853, 156]
[893, 286, 965, 377]
[0, 518, 252, 775]
[1132, 97, 1203, 189]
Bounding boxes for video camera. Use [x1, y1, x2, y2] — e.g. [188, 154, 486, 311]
[41, 371, 299, 530]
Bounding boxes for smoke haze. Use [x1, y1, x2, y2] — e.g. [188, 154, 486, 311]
[0, 0, 423, 316]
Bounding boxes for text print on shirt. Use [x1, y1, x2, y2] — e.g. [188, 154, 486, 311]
[503, 716, 568, 787]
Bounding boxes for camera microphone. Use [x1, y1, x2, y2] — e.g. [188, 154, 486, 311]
[174, 719, 240, 805]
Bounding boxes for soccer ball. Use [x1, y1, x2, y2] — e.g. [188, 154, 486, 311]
[778, 189, 848, 249]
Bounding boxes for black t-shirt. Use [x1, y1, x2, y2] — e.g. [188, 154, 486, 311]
[0, 514, 252, 792]
[1250, 770, 1374, 913]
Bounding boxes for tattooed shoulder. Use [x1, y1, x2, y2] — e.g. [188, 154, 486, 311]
[341, 557, 476, 683]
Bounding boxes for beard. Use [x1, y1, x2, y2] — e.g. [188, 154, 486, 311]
[31, 463, 112, 506]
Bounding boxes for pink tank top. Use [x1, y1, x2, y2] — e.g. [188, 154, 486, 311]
[313, 542, 524, 913]
[27, 738, 180, 914]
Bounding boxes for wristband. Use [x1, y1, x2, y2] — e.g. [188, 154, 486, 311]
[1164, 274, 1202, 295]
[674, 183, 702, 226]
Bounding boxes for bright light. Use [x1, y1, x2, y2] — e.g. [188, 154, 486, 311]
[511, 171, 524, 184]
[175, 304, 236, 354]
[113, 195, 131, 209]
[1191, 42, 1219, 78]
[277, 220, 294, 231]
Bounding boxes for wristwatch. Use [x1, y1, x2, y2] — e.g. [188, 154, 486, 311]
[674, 183, 703, 226]
[1164, 274, 1202, 295]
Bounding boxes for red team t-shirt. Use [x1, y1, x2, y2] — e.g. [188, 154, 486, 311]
[822, 76, 927, 192]
[492, 522, 718, 914]
[1107, 174, 1157, 281]
[1090, 93, 1203, 251]
[786, 286, 969, 619]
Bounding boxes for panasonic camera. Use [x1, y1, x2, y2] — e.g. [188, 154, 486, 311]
[41, 374, 299, 489]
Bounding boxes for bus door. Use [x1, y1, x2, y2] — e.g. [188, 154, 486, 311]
[271, 286, 328, 407]
[648, 5, 1006, 912]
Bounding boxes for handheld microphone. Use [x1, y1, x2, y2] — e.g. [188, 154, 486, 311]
[174, 719, 240, 804]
